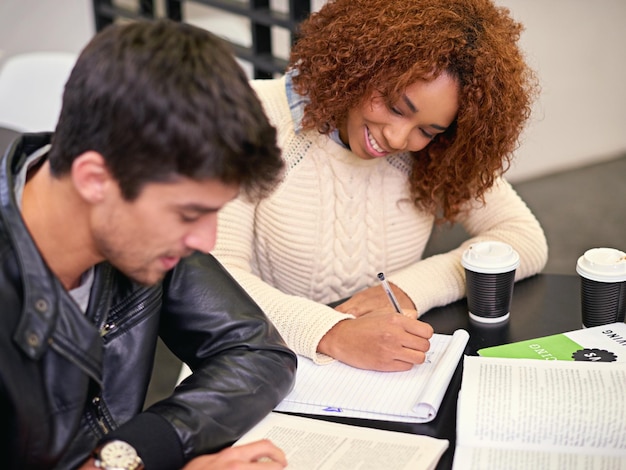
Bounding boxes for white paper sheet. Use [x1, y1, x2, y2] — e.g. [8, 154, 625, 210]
[275, 329, 469, 423]
[235, 412, 449, 470]
[453, 356, 626, 469]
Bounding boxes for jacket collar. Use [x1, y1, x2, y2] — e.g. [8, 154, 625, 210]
[1, 133, 64, 359]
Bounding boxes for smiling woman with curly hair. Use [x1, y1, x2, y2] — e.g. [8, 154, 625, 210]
[293, 0, 537, 221]
[212, 0, 548, 371]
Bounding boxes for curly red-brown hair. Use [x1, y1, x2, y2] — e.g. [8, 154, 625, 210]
[290, 0, 539, 222]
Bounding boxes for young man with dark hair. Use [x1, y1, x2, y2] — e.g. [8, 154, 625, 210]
[0, 19, 295, 469]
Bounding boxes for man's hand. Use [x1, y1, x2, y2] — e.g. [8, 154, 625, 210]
[335, 282, 416, 317]
[182, 440, 287, 469]
[79, 440, 286, 470]
[317, 309, 434, 371]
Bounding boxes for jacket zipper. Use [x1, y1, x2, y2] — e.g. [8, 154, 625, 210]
[100, 322, 115, 337]
[91, 395, 110, 435]
[99, 287, 161, 340]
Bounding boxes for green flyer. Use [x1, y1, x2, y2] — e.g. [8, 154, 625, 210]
[478, 322, 626, 362]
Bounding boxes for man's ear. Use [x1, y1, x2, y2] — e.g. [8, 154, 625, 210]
[71, 151, 114, 203]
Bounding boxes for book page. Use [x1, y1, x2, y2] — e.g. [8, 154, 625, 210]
[235, 412, 449, 470]
[275, 329, 468, 423]
[453, 446, 626, 470]
[454, 356, 626, 468]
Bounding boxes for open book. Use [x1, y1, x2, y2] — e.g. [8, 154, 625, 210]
[235, 412, 449, 470]
[453, 356, 626, 469]
[478, 322, 626, 362]
[275, 329, 469, 423]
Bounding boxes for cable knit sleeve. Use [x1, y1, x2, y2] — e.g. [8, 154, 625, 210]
[212, 77, 355, 364]
[388, 178, 548, 316]
[214, 197, 353, 364]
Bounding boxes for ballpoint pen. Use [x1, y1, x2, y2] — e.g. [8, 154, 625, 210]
[379, 272, 432, 362]
[377, 272, 402, 314]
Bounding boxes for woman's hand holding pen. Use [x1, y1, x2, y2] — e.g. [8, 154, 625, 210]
[335, 281, 416, 317]
[317, 309, 434, 372]
[322, 277, 434, 371]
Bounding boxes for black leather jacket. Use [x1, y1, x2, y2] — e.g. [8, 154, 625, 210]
[0, 134, 297, 469]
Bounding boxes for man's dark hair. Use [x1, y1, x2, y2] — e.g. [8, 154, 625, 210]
[49, 19, 282, 201]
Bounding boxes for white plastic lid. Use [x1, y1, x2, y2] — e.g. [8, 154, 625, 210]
[576, 247, 626, 282]
[461, 241, 520, 274]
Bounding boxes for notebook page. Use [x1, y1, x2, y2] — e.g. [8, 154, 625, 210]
[276, 329, 468, 421]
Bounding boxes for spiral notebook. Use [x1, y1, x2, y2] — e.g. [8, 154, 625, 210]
[275, 329, 469, 423]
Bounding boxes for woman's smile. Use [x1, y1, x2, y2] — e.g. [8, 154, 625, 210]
[364, 126, 389, 157]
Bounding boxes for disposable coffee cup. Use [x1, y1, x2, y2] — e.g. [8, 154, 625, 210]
[461, 241, 520, 323]
[576, 247, 626, 328]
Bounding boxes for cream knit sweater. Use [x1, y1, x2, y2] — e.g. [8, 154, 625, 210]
[213, 76, 548, 364]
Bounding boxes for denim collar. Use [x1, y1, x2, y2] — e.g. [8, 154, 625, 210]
[285, 69, 345, 148]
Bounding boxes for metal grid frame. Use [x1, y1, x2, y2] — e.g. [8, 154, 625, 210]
[91, 0, 310, 78]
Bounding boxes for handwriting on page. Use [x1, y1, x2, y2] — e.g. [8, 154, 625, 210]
[280, 330, 469, 421]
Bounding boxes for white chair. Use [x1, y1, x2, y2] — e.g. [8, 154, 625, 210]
[0, 52, 77, 133]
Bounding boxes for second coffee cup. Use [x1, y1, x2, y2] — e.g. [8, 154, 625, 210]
[576, 247, 626, 328]
[461, 241, 520, 323]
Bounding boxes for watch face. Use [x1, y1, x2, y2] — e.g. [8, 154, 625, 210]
[100, 440, 140, 468]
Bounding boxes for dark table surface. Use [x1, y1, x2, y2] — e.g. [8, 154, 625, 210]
[291, 273, 583, 470]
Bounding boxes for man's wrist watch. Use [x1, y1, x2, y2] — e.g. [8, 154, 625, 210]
[93, 440, 144, 470]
